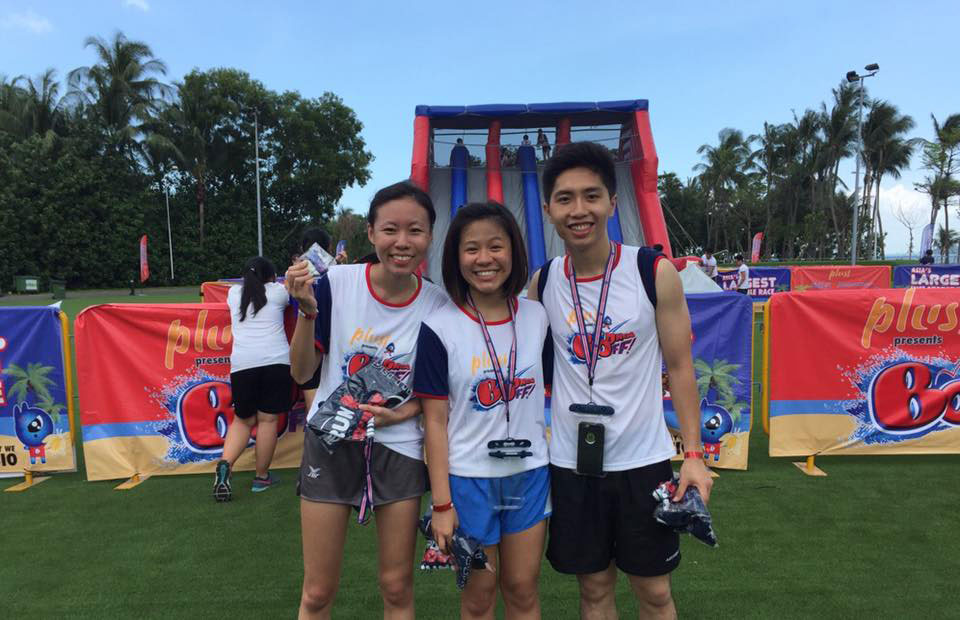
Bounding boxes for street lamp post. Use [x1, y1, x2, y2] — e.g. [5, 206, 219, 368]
[254, 109, 263, 257]
[846, 63, 879, 265]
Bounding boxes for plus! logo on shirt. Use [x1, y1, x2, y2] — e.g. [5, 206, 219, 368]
[470, 366, 537, 411]
[343, 342, 412, 383]
[566, 315, 637, 364]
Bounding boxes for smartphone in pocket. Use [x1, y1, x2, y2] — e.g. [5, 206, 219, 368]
[576, 422, 605, 477]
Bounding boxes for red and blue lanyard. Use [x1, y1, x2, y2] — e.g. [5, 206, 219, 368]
[469, 294, 518, 432]
[567, 243, 616, 391]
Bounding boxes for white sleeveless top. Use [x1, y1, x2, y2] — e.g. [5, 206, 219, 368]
[308, 263, 448, 460]
[541, 243, 675, 471]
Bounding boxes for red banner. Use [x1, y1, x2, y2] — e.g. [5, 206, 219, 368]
[768, 288, 960, 456]
[751, 232, 763, 263]
[790, 265, 890, 291]
[75, 304, 305, 481]
[200, 281, 232, 304]
[139, 235, 149, 283]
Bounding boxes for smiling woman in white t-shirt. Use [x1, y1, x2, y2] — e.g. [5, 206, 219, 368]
[213, 256, 292, 502]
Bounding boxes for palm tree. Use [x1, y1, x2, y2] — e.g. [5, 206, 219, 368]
[692, 358, 742, 403]
[67, 31, 170, 154]
[3, 362, 56, 404]
[15, 68, 64, 139]
[861, 101, 916, 259]
[695, 129, 753, 251]
[935, 225, 959, 263]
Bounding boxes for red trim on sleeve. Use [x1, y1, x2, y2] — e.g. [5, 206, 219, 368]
[413, 391, 448, 400]
[314, 340, 325, 353]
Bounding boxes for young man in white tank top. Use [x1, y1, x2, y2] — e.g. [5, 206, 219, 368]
[529, 142, 713, 619]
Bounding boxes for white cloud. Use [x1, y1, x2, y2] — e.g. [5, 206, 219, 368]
[1, 10, 52, 34]
[123, 0, 150, 11]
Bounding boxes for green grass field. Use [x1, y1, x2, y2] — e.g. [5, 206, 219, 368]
[3, 289, 959, 618]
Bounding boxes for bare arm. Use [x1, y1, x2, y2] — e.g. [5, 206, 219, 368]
[422, 397, 457, 552]
[655, 259, 714, 503]
[285, 261, 323, 384]
[527, 268, 542, 302]
[358, 398, 422, 428]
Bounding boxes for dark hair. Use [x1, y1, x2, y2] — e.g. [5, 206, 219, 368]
[300, 227, 332, 253]
[441, 202, 528, 306]
[652, 243, 664, 252]
[705, 248, 714, 254]
[456, 138, 464, 145]
[356, 252, 380, 264]
[367, 181, 436, 230]
[239, 256, 277, 321]
[734, 253, 744, 261]
[926, 249, 933, 255]
[542, 141, 616, 203]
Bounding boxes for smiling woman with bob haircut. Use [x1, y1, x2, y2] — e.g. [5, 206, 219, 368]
[413, 201, 553, 619]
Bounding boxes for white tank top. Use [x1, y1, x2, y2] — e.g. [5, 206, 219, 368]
[413, 297, 550, 477]
[308, 263, 448, 460]
[541, 244, 675, 471]
[227, 282, 290, 373]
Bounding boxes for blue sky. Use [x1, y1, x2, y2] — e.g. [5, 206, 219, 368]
[3, 0, 958, 254]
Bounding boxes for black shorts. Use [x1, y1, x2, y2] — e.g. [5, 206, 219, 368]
[546, 460, 680, 577]
[298, 363, 323, 391]
[230, 364, 293, 419]
[297, 430, 428, 507]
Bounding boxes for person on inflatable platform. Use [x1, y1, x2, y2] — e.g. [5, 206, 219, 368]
[528, 142, 713, 619]
[286, 181, 447, 619]
[414, 201, 552, 618]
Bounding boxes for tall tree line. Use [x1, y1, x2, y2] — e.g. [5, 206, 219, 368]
[661, 82, 959, 262]
[0, 32, 373, 290]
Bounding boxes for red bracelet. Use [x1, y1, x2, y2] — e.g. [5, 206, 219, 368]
[432, 501, 454, 513]
[683, 451, 704, 459]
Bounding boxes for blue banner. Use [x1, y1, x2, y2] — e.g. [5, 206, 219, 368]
[893, 264, 960, 288]
[0, 307, 75, 474]
[663, 292, 753, 469]
[717, 266, 791, 300]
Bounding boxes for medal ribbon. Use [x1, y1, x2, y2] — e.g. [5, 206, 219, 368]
[469, 294, 518, 427]
[567, 243, 616, 388]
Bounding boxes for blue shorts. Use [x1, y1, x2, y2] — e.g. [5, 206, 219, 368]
[449, 466, 551, 546]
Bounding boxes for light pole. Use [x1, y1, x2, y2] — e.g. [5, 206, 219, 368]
[846, 63, 879, 265]
[165, 182, 174, 280]
[254, 109, 263, 256]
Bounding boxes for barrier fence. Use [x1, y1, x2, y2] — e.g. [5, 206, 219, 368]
[892, 264, 960, 288]
[0, 306, 77, 481]
[766, 287, 960, 459]
[75, 304, 307, 482]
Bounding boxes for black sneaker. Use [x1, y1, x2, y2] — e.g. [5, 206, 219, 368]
[213, 459, 232, 502]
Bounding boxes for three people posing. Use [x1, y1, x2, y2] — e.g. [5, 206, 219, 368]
[280, 142, 712, 619]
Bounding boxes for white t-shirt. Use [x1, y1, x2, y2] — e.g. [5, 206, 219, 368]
[541, 244, 675, 471]
[227, 282, 290, 373]
[737, 263, 750, 289]
[413, 298, 550, 478]
[308, 263, 448, 460]
[701, 255, 718, 278]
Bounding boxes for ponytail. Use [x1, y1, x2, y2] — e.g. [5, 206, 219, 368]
[239, 256, 277, 321]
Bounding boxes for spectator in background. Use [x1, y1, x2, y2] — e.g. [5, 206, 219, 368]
[920, 249, 935, 265]
[521, 134, 532, 146]
[451, 137, 469, 168]
[735, 254, 750, 294]
[700, 248, 718, 282]
[537, 128, 551, 160]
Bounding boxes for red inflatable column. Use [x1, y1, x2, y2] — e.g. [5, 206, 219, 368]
[411, 115, 431, 190]
[629, 110, 672, 256]
[485, 120, 504, 203]
[556, 117, 571, 147]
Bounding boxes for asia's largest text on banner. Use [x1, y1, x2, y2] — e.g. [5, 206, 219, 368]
[75, 304, 306, 481]
[892, 265, 960, 288]
[768, 288, 960, 457]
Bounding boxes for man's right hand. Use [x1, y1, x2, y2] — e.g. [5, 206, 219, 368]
[431, 507, 458, 556]
[285, 261, 317, 314]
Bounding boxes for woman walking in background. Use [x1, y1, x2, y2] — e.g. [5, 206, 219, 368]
[213, 256, 292, 501]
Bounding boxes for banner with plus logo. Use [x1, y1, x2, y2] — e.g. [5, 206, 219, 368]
[768, 288, 960, 457]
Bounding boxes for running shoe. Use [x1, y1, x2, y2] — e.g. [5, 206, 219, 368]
[213, 459, 232, 502]
[251, 472, 278, 493]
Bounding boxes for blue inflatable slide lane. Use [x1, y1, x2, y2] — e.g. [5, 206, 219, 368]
[450, 144, 469, 216]
[517, 145, 547, 273]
